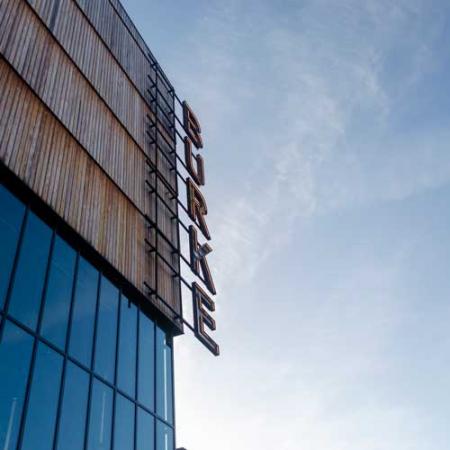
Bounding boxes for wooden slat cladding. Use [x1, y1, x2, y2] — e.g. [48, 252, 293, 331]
[28, 0, 177, 182]
[74, 0, 174, 117]
[76, 0, 149, 102]
[107, 0, 177, 119]
[27, 0, 175, 159]
[0, 58, 147, 294]
[108, 0, 151, 62]
[0, 0, 182, 324]
[0, 0, 147, 213]
[28, 0, 149, 150]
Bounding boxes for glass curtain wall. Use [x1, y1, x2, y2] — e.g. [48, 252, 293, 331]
[0, 183, 175, 450]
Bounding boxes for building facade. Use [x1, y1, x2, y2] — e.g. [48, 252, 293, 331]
[0, 0, 219, 449]
[0, 181, 174, 450]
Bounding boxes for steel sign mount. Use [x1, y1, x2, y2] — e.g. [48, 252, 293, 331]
[143, 52, 220, 356]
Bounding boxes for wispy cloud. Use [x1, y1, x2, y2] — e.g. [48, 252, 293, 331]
[209, 0, 450, 293]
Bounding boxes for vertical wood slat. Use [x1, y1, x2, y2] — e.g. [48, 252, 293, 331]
[26, 0, 178, 215]
[0, 59, 148, 300]
[0, 0, 147, 214]
[0, 0, 182, 321]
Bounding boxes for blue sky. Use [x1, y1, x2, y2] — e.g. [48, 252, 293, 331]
[122, 1, 450, 449]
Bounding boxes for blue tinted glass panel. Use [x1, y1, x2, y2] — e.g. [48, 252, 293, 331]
[57, 362, 89, 450]
[41, 237, 76, 349]
[117, 296, 137, 397]
[156, 327, 173, 424]
[137, 408, 154, 450]
[0, 321, 34, 450]
[94, 276, 118, 383]
[114, 394, 134, 450]
[138, 312, 154, 410]
[8, 213, 52, 330]
[156, 421, 173, 450]
[0, 185, 25, 309]
[21, 343, 63, 450]
[87, 379, 113, 450]
[69, 257, 98, 366]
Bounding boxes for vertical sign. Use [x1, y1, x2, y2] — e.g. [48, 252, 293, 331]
[182, 101, 219, 356]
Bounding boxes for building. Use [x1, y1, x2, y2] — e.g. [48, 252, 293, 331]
[0, 1, 219, 450]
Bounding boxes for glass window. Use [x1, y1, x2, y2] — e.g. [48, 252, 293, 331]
[69, 257, 99, 367]
[156, 420, 174, 450]
[56, 362, 89, 450]
[87, 379, 113, 450]
[114, 394, 134, 450]
[0, 185, 25, 309]
[156, 327, 173, 424]
[117, 296, 137, 398]
[0, 192, 171, 450]
[8, 212, 52, 330]
[41, 237, 76, 349]
[138, 311, 155, 410]
[137, 408, 154, 450]
[21, 343, 63, 450]
[0, 320, 34, 450]
[94, 276, 119, 383]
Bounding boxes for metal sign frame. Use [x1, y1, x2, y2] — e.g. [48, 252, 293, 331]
[143, 53, 219, 356]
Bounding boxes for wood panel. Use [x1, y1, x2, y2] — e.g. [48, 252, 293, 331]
[108, 0, 151, 62]
[76, 0, 149, 101]
[28, 0, 148, 150]
[0, 58, 147, 294]
[0, 0, 182, 323]
[26, 0, 178, 198]
[75, 0, 174, 123]
[0, 0, 147, 212]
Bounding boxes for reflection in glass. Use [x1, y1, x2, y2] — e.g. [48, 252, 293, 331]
[87, 379, 113, 450]
[117, 296, 137, 398]
[156, 420, 174, 450]
[56, 362, 89, 450]
[156, 327, 173, 424]
[94, 276, 119, 383]
[114, 394, 134, 450]
[69, 257, 99, 367]
[8, 212, 52, 330]
[137, 408, 154, 450]
[138, 311, 155, 410]
[0, 185, 25, 309]
[41, 236, 76, 349]
[0, 321, 34, 450]
[21, 343, 63, 450]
